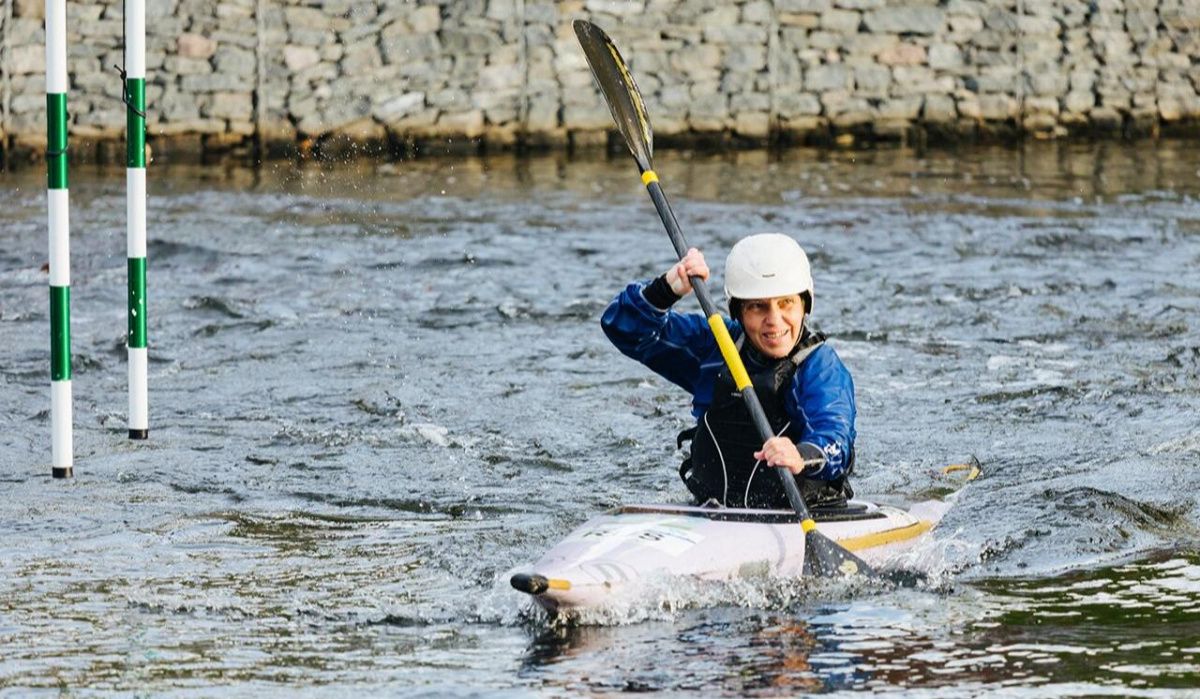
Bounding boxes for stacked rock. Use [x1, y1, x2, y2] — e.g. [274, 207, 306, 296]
[1, 0, 1197, 160]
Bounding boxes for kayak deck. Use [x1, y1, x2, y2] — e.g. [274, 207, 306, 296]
[512, 499, 949, 613]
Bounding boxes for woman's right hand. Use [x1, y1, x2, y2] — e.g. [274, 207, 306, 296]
[665, 248, 709, 297]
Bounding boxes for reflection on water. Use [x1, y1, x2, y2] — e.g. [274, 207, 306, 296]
[181, 140, 1200, 206]
[974, 553, 1200, 691]
[1, 140, 1200, 693]
[520, 551, 1200, 695]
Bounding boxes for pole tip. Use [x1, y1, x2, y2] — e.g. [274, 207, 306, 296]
[129, 429, 148, 440]
[52, 467, 73, 479]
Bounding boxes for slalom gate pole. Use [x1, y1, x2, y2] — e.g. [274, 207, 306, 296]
[125, 0, 148, 440]
[46, 0, 72, 478]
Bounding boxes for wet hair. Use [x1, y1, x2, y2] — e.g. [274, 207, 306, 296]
[729, 291, 812, 321]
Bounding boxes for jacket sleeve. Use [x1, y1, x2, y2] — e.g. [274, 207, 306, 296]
[784, 344, 857, 481]
[600, 281, 722, 398]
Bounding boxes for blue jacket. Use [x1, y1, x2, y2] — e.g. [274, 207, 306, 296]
[600, 281, 857, 481]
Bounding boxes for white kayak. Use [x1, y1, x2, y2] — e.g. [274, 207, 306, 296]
[511, 498, 953, 613]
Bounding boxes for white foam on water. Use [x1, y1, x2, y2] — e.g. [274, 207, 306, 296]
[1149, 432, 1200, 455]
[399, 422, 452, 447]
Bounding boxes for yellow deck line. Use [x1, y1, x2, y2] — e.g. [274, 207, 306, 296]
[834, 520, 934, 552]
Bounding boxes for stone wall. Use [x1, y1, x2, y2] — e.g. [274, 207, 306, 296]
[1, 0, 1198, 161]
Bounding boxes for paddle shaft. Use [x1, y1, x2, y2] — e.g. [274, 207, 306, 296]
[642, 175, 816, 521]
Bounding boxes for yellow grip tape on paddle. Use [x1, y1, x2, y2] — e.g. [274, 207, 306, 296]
[641, 170, 658, 185]
[708, 315, 751, 390]
[801, 519, 817, 533]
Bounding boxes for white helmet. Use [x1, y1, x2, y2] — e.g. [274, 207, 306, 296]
[724, 233, 814, 310]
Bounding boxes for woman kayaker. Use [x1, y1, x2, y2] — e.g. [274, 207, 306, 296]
[601, 233, 856, 509]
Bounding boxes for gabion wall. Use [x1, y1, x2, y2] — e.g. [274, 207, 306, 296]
[1, 0, 1198, 159]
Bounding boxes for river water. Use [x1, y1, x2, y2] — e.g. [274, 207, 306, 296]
[2, 141, 1199, 696]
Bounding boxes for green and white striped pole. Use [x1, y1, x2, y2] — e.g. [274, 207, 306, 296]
[125, 0, 148, 440]
[45, 0, 72, 478]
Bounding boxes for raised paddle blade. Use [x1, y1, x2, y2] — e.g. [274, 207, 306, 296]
[573, 19, 654, 172]
[803, 530, 876, 579]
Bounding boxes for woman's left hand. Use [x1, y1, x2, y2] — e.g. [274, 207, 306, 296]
[755, 437, 805, 475]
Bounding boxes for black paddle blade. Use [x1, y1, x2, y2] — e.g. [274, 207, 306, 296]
[803, 530, 876, 579]
[572, 19, 654, 172]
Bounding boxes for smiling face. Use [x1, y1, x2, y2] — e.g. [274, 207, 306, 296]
[739, 295, 806, 359]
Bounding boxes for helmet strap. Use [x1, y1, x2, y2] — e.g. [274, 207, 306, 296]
[728, 298, 745, 323]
